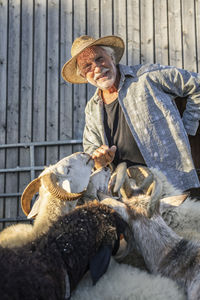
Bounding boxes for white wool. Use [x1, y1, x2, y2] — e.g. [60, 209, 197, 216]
[164, 198, 200, 239]
[71, 259, 186, 300]
[150, 167, 200, 241]
[149, 167, 182, 196]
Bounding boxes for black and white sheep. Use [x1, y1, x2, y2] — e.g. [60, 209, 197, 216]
[0, 201, 131, 300]
[100, 167, 200, 300]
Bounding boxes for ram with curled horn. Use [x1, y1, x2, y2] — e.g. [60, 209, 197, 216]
[0, 152, 94, 248]
[21, 172, 85, 218]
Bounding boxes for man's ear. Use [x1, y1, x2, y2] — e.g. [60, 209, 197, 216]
[89, 245, 112, 285]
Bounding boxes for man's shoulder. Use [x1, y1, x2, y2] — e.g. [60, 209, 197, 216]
[129, 63, 172, 77]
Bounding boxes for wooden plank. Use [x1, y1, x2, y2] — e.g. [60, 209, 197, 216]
[5, 0, 21, 226]
[113, 0, 126, 64]
[46, 0, 59, 165]
[0, 0, 8, 229]
[59, 0, 73, 159]
[154, 0, 169, 65]
[168, 0, 183, 68]
[86, 0, 100, 102]
[19, 0, 33, 218]
[127, 0, 140, 66]
[33, 0, 46, 167]
[185, 0, 200, 171]
[73, 0, 86, 153]
[181, 0, 197, 72]
[195, 0, 200, 72]
[100, 0, 113, 36]
[140, 0, 154, 64]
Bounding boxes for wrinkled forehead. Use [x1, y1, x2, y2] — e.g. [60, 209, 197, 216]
[77, 46, 106, 65]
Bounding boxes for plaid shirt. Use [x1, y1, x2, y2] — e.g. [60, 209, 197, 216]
[83, 63, 200, 191]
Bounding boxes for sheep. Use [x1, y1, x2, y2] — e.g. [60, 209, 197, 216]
[71, 257, 185, 300]
[110, 163, 200, 241]
[100, 166, 200, 300]
[151, 167, 200, 240]
[0, 152, 95, 248]
[0, 201, 132, 300]
[1, 160, 186, 300]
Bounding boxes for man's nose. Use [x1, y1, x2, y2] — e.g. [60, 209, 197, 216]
[93, 63, 101, 73]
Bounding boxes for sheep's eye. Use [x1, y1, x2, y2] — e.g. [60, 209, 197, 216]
[66, 166, 72, 175]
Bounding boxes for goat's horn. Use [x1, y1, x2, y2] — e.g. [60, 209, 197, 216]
[21, 178, 41, 216]
[41, 173, 83, 201]
[147, 177, 163, 218]
[127, 166, 154, 195]
[113, 162, 127, 193]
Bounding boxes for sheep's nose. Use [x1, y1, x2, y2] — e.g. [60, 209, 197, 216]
[104, 166, 111, 172]
[86, 155, 94, 165]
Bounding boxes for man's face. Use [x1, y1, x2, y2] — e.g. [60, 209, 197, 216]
[77, 46, 117, 90]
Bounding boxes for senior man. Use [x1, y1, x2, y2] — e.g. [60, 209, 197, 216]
[61, 35, 200, 194]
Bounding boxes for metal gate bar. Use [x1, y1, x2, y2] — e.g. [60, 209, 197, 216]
[0, 139, 82, 224]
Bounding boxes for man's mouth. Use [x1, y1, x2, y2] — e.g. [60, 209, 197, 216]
[95, 70, 110, 81]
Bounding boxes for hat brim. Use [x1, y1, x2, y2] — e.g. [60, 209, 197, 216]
[61, 36, 125, 84]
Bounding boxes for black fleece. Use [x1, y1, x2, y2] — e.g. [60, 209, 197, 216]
[0, 202, 128, 300]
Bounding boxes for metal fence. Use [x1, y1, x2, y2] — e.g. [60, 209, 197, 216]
[0, 139, 82, 228]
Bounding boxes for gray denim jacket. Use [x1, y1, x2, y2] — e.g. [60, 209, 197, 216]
[83, 63, 200, 191]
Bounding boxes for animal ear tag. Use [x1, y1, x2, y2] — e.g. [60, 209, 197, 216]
[89, 245, 112, 285]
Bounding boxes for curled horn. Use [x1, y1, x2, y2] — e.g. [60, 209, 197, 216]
[146, 176, 163, 218]
[126, 166, 154, 196]
[21, 178, 41, 216]
[41, 173, 84, 201]
[126, 166, 163, 217]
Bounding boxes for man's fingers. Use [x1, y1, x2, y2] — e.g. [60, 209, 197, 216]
[92, 145, 116, 158]
[110, 145, 117, 152]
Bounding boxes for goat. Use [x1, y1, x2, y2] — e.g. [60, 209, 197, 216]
[110, 163, 200, 241]
[100, 166, 200, 300]
[0, 201, 131, 300]
[0, 152, 94, 248]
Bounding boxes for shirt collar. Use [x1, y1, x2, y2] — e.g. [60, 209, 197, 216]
[118, 64, 135, 80]
[93, 88, 102, 104]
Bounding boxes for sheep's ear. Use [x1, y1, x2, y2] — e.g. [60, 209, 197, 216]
[27, 197, 41, 219]
[89, 245, 112, 285]
[160, 193, 189, 207]
[61, 179, 71, 193]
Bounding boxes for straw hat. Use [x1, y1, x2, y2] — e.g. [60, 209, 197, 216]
[61, 35, 125, 84]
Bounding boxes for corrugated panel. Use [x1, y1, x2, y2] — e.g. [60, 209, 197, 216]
[0, 0, 199, 227]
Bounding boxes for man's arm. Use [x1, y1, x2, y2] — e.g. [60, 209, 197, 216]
[160, 66, 200, 136]
[83, 101, 116, 169]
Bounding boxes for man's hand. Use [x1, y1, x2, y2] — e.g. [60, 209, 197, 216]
[92, 145, 117, 169]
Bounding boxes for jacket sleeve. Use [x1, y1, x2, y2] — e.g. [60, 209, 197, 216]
[160, 66, 200, 136]
[83, 100, 104, 155]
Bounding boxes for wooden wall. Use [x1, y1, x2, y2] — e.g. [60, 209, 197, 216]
[0, 0, 200, 227]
